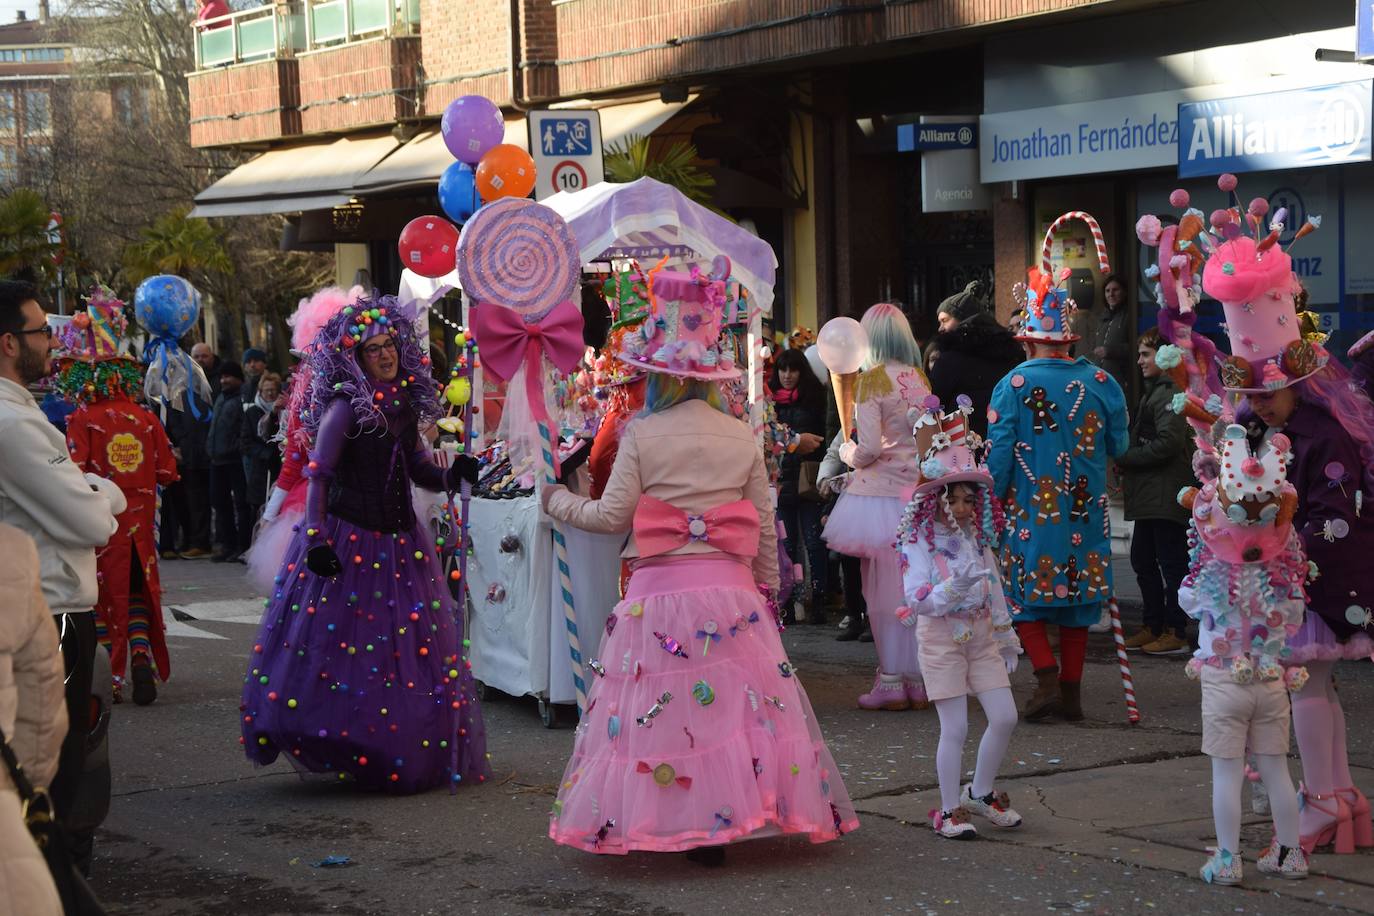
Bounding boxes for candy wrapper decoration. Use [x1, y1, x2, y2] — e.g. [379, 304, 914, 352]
[134, 274, 212, 415]
[54, 286, 144, 405]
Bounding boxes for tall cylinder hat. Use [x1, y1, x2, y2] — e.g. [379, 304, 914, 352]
[616, 256, 740, 380]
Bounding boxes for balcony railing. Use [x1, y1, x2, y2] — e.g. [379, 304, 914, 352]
[192, 0, 420, 71]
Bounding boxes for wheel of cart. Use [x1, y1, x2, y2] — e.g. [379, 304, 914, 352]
[536, 696, 578, 729]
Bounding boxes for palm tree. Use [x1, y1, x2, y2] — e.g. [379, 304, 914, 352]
[604, 134, 716, 207]
[122, 207, 231, 284]
[0, 187, 58, 279]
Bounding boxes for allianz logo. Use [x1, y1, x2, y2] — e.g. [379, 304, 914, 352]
[1185, 92, 1366, 161]
[920, 127, 974, 146]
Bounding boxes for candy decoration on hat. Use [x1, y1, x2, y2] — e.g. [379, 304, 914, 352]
[1014, 210, 1109, 344]
[1040, 210, 1111, 276]
[55, 286, 144, 406]
[615, 259, 741, 381]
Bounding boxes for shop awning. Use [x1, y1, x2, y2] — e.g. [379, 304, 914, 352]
[190, 133, 401, 218]
[354, 94, 698, 195]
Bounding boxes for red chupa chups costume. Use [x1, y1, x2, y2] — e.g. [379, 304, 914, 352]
[57, 288, 178, 704]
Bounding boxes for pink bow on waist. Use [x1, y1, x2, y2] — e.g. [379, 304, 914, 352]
[633, 495, 759, 559]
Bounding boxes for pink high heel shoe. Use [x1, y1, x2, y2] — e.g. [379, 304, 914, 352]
[1299, 787, 1356, 855]
[1335, 786, 1373, 848]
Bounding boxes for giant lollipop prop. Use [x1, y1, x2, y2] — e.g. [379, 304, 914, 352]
[135, 274, 211, 416]
[457, 197, 589, 716]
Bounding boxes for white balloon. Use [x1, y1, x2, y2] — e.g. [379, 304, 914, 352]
[816, 316, 869, 375]
[803, 344, 829, 385]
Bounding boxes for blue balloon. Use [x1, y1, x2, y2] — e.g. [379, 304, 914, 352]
[438, 161, 480, 225]
[134, 274, 201, 339]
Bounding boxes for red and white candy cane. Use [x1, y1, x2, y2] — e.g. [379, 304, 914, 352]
[1098, 493, 1110, 537]
[1064, 379, 1087, 422]
[1014, 441, 1036, 483]
[1109, 596, 1141, 724]
[1057, 452, 1073, 493]
[1041, 211, 1112, 276]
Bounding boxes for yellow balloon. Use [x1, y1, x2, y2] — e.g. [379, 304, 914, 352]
[444, 378, 471, 406]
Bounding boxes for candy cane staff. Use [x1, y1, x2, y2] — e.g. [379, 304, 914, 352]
[985, 211, 1132, 723]
[245, 285, 363, 595]
[56, 287, 178, 706]
[539, 255, 859, 863]
[238, 293, 490, 794]
[898, 394, 1023, 840]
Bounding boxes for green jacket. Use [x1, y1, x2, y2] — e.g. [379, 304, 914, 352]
[1116, 374, 1195, 523]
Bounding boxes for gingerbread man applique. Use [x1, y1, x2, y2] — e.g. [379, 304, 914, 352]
[1030, 474, 1062, 525]
[1023, 386, 1060, 434]
[1073, 408, 1101, 458]
[1058, 555, 1083, 601]
[1004, 481, 1029, 521]
[1082, 551, 1110, 599]
[1068, 474, 1093, 524]
[1029, 555, 1058, 603]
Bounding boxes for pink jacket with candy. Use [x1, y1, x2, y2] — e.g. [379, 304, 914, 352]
[544, 399, 780, 593]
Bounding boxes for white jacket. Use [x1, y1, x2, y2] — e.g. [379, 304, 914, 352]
[0, 378, 124, 614]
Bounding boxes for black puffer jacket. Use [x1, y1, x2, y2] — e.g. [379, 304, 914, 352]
[928, 313, 1024, 437]
[774, 393, 826, 491]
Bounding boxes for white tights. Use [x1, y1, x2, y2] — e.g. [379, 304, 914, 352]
[1211, 754, 1299, 853]
[934, 687, 1018, 811]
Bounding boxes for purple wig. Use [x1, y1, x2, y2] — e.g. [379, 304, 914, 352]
[897, 481, 1007, 554]
[301, 293, 441, 437]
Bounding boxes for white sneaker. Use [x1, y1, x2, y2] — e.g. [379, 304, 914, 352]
[1087, 607, 1113, 633]
[961, 785, 1023, 828]
[931, 806, 978, 840]
[838, 615, 851, 629]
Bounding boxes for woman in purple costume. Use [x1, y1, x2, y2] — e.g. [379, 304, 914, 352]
[240, 295, 488, 793]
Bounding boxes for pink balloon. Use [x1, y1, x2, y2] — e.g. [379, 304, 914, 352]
[816, 317, 869, 375]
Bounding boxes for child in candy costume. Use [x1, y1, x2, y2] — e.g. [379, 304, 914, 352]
[541, 264, 859, 862]
[822, 303, 932, 710]
[986, 258, 1128, 722]
[898, 394, 1022, 840]
[1175, 408, 1311, 883]
[57, 288, 179, 706]
[245, 286, 360, 595]
[239, 294, 488, 793]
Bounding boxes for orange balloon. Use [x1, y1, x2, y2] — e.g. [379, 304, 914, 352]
[474, 144, 536, 202]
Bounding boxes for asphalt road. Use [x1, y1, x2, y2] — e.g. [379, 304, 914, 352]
[84, 559, 1374, 916]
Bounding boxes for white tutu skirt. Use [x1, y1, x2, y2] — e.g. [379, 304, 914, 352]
[822, 493, 904, 559]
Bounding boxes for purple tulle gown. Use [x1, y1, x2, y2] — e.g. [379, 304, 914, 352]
[240, 392, 489, 793]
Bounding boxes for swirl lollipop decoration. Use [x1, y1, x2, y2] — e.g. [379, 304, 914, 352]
[457, 197, 580, 323]
[457, 197, 589, 716]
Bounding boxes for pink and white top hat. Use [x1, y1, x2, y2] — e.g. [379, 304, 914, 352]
[617, 256, 740, 380]
[912, 394, 993, 495]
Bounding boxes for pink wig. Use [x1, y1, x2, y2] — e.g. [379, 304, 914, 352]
[288, 285, 364, 353]
[1294, 361, 1374, 481]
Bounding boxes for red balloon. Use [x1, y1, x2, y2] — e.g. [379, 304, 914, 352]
[397, 215, 459, 278]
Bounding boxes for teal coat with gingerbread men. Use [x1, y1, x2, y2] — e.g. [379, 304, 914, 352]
[986, 356, 1129, 625]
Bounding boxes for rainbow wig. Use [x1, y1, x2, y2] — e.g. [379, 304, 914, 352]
[301, 293, 440, 437]
[641, 373, 729, 416]
[897, 480, 1006, 555]
[861, 302, 922, 370]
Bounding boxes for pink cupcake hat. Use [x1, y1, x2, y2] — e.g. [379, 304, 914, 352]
[913, 394, 993, 494]
[616, 255, 740, 380]
[1194, 174, 1329, 393]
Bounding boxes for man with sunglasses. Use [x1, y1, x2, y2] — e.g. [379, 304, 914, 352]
[0, 280, 125, 870]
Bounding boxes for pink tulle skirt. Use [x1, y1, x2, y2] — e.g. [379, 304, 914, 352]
[245, 485, 307, 596]
[548, 554, 859, 854]
[1285, 609, 1374, 664]
[822, 492, 903, 559]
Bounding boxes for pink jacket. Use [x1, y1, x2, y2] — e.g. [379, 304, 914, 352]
[544, 399, 780, 593]
[838, 362, 929, 497]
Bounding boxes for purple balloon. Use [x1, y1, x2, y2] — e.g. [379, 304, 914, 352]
[441, 95, 504, 165]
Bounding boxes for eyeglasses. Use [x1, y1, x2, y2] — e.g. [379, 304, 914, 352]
[6, 324, 53, 340]
[359, 337, 397, 358]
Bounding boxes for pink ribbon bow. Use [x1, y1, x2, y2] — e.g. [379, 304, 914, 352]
[633, 494, 759, 559]
[469, 298, 584, 434]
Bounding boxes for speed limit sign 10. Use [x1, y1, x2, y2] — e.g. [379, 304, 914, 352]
[551, 160, 589, 194]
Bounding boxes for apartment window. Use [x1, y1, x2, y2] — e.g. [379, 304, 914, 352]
[0, 93, 13, 134]
[0, 50, 18, 63]
[24, 89, 49, 134]
[113, 85, 131, 127]
[0, 146, 16, 186]
[23, 48, 65, 63]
